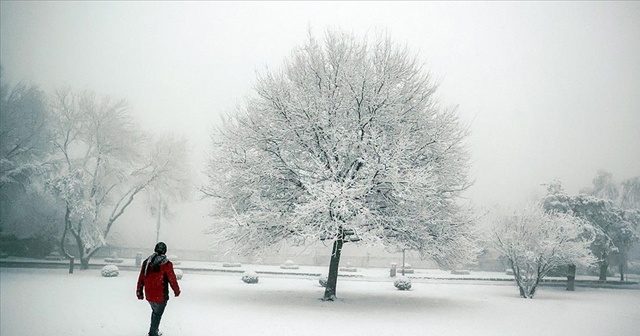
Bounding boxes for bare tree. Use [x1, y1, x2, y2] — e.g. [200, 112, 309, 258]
[143, 135, 195, 242]
[47, 89, 192, 269]
[489, 204, 595, 298]
[204, 29, 477, 300]
[581, 170, 620, 202]
[620, 176, 640, 210]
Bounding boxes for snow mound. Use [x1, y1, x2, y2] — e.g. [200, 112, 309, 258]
[101, 265, 119, 277]
[242, 270, 259, 284]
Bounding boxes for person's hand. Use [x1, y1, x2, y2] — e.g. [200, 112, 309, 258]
[175, 290, 181, 297]
[137, 292, 144, 300]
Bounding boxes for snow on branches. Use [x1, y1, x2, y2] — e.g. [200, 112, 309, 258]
[488, 204, 596, 298]
[46, 89, 193, 268]
[204, 29, 477, 268]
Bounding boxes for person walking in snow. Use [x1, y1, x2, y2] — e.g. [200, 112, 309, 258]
[136, 242, 181, 336]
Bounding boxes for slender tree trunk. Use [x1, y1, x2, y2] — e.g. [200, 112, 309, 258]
[599, 257, 608, 281]
[60, 206, 73, 259]
[528, 277, 541, 298]
[156, 196, 162, 243]
[323, 233, 344, 301]
[66, 223, 95, 270]
[566, 264, 576, 291]
[619, 248, 627, 282]
[509, 261, 526, 298]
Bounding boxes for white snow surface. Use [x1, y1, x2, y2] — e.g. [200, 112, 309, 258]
[1, 267, 639, 336]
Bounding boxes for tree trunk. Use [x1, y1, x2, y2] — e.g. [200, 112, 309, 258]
[619, 247, 627, 282]
[527, 285, 538, 298]
[566, 264, 576, 291]
[598, 259, 608, 281]
[80, 257, 90, 270]
[509, 262, 526, 298]
[518, 286, 526, 298]
[60, 206, 73, 259]
[323, 236, 344, 301]
[156, 196, 162, 243]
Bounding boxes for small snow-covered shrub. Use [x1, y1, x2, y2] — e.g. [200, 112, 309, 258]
[104, 252, 123, 263]
[45, 251, 64, 261]
[222, 262, 242, 267]
[174, 269, 183, 280]
[104, 257, 123, 263]
[394, 276, 412, 290]
[280, 260, 299, 269]
[397, 263, 414, 274]
[339, 262, 357, 272]
[242, 270, 259, 284]
[101, 265, 119, 277]
[169, 254, 181, 265]
[451, 270, 470, 275]
[319, 273, 328, 287]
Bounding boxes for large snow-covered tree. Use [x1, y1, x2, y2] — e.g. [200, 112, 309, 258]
[543, 182, 639, 281]
[0, 69, 50, 189]
[204, 30, 477, 300]
[489, 204, 595, 298]
[47, 89, 193, 269]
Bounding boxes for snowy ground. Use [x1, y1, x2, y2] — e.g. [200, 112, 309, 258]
[1, 267, 639, 336]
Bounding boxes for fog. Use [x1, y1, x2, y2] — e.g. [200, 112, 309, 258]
[1, 2, 639, 249]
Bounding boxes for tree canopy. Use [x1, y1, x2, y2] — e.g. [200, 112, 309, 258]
[489, 204, 595, 298]
[543, 181, 639, 281]
[204, 29, 477, 271]
[47, 89, 193, 268]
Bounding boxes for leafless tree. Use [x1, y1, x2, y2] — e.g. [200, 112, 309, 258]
[47, 89, 192, 269]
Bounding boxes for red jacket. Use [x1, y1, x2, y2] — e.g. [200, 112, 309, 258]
[136, 254, 181, 303]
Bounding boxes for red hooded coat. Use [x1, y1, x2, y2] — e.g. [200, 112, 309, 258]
[136, 254, 181, 303]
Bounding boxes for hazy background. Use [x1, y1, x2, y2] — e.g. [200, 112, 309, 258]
[1, 1, 639, 249]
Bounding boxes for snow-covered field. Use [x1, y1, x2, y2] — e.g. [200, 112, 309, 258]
[1, 267, 639, 336]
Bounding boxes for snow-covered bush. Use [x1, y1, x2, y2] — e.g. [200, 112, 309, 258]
[222, 262, 242, 267]
[339, 262, 357, 272]
[101, 264, 119, 277]
[242, 270, 259, 284]
[319, 273, 328, 287]
[104, 253, 123, 263]
[394, 276, 412, 290]
[103, 257, 123, 263]
[280, 260, 299, 269]
[397, 263, 414, 274]
[174, 268, 183, 280]
[169, 254, 181, 265]
[450, 270, 470, 275]
[45, 251, 64, 260]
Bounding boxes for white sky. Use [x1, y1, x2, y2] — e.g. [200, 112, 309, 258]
[2, 1, 639, 211]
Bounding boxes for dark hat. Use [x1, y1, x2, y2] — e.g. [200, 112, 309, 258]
[154, 242, 167, 255]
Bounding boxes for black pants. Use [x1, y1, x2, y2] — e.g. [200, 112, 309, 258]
[148, 301, 167, 336]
